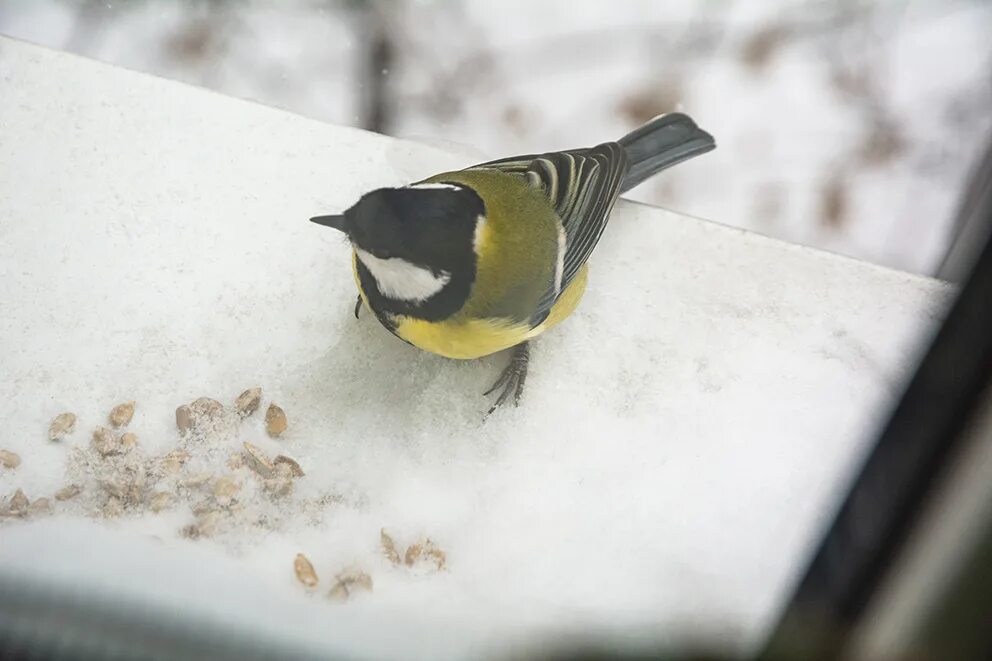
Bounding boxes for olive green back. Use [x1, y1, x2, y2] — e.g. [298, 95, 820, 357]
[424, 169, 559, 326]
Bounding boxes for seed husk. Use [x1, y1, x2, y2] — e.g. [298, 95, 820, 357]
[405, 539, 446, 571]
[120, 432, 138, 449]
[273, 455, 304, 477]
[243, 442, 274, 478]
[109, 401, 135, 428]
[49, 412, 77, 440]
[294, 553, 318, 588]
[381, 530, 402, 565]
[6, 489, 29, 517]
[28, 497, 52, 516]
[176, 405, 193, 433]
[404, 542, 423, 567]
[327, 569, 373, 601]
[234, 387, 262, 418]
[265, 404, 287, 437]
[0, 449, 21, 469]
[160, 449, 190, 475]
[327, 582, 349, 602]
[55, 484, 83, 501]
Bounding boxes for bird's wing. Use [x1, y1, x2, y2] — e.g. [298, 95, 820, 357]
[469, 142, 628, 323]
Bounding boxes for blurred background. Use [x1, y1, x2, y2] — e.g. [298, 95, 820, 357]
[1, 0, 990, 276]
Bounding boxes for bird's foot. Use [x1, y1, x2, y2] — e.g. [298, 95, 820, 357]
[354, 295, 363, 319]
[484, 342, 530, 416]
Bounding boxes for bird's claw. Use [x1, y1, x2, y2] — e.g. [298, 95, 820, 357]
[483, 342, 530, 417]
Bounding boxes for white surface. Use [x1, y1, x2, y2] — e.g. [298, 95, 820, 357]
[0, 39, 953, 659]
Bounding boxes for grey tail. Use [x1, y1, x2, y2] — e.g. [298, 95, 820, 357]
[617, 112, 715, 193]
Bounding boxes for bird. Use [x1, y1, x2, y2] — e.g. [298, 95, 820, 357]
[310, 112, 715, 414]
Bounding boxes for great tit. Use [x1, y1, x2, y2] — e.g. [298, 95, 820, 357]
[311, 112, 715, 413]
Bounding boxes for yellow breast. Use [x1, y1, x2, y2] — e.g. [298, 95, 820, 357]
[393, 264, 588, 360]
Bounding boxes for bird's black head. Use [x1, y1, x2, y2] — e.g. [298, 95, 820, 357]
[310, 183, 485, 320]
[311, 183, 485, 273]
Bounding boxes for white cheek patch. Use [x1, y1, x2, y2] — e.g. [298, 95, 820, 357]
[408, 183, 462, 191]
[554, 224, 566, 295]
[355, 248, 451, 303]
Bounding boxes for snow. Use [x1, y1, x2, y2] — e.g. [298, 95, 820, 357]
[0, 38, 953, 659]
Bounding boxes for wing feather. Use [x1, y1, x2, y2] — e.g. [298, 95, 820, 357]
[469, 143, 627, 324]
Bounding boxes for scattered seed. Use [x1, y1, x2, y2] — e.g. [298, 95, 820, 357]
[160, 450, 190, 475]
[242, 442, 274, 478]
[176, 405, 193, 433]
[339, 569, 373, 592]
[55, 484, 82, 501]
[148, 492, 173, 512]
[273, 455, 304, 477]
[404, 542, 423, 567]
[294, 553, 318, 588]
[109, 401, 135, 428]
[48, 412, 77, 441]
[424, 540, 447, 571]
[101, 476, 144, 506]
[234, 387, 262, 418]
[327, 569, 373, 601]
[265, 404, 287, 437]
[28, 497, 52, 516]
[0, 449, 21, 469]
[381, 530, 402, 565]
[6, 489, 29, 517]
[92, 426, 121, 456]
[120, 432, 138, 449]
[405, 539, 446, 571]
[191, 397, 224, 418]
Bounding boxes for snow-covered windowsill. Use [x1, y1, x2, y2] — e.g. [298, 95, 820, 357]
[0, 37, 952, 659]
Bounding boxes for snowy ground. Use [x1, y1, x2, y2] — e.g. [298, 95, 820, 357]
[0, 0, 990, 276]
[0, 39, 952, 659]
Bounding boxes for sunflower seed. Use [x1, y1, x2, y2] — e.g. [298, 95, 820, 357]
[55, 484, 82, 501]
[109, 401, 135, 428]
[48, 412, 77, 441]
[0, 449, 20, 469]
[5, 489, 29, 517]
[265, 404, 287, 437]
[176, 405, 193, 433]
[242, 442, 274, 478]
[234, 387, 262, 418]
[28, 497, 52, 516]
[294, 553, 318, 588]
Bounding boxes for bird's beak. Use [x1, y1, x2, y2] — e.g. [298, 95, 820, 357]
[309, 214, 347, 232]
